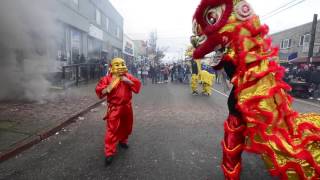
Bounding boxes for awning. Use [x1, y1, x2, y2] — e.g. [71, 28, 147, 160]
[288, 52, 298, 60]
[290, 56, 320, 63]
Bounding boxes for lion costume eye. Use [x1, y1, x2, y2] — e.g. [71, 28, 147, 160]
[205, 4, 225, 25]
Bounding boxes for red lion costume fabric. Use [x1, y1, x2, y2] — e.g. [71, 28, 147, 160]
[191, 0, 320, 179]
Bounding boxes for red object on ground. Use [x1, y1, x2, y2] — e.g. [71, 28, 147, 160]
[95, 73, 141, 156]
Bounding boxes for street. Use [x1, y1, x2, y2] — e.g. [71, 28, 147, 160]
[1, 82, 319, 180]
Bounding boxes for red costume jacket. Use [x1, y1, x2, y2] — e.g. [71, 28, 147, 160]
[95, 73, 141, 156]
[96, 73, 141, 106]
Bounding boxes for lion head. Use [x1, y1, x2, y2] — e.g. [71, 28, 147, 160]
[191, 0, 255, 60]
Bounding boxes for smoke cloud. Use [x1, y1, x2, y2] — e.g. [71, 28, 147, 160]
[0, 0, 59, 102]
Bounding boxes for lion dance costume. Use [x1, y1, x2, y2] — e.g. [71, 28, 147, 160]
[186, 46, 215, 96]
[191, 0, 320, 179]
[96, 58, 141, 160]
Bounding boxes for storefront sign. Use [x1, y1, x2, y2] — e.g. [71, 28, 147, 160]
[124, 42, 134, 56]
[89, 24, 103, 41]
[123, 35, 134, 56]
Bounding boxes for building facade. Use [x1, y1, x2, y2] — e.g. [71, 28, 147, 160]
[123, 34, 135, 62]
[123, 34, 135, 71]
[133, 40, 147, 63]
[54, 0, 123, 65]
[270, 19, 320, 63]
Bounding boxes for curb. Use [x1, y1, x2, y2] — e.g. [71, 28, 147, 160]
[0, 99, 105, 163]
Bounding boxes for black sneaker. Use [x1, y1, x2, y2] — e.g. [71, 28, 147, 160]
[192, 91, 199, 95]
[105, 156, 114, 166]
[119, 143, 129, 149]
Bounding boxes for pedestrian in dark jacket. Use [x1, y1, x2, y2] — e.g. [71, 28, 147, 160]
[171, 64, 177, 82]
[150, 65, 156, 84]
[311, 67, 320, 100]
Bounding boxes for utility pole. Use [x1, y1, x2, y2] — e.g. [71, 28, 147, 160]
[308, 14, 318, 64]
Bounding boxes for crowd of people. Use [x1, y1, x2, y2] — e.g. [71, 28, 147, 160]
[129, 62, 194, 85]
[101, 57, 320, 101]
[284, 64, 320, 100]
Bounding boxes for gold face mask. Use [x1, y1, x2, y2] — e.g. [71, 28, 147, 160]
[110, 58, 128, 76]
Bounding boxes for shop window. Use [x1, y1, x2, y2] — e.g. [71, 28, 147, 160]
[71, 30, 81, 64]
[96, 9, 101, 25]
[106, 17, 109, 32]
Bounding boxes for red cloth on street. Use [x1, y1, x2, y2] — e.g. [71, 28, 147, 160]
[95, 73, 141, 156]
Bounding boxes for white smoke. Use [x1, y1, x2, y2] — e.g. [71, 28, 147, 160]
[0, 0, 59, 101]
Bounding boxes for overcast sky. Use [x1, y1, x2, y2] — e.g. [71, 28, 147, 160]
[109, 0, 320, 61]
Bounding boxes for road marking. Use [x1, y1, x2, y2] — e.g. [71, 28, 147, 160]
[212, 88, 320, 108]
[294, 98, 320, 108]
[212, 88, 228, 97]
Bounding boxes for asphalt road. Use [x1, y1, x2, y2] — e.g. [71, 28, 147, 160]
[1, 82, 319, 180]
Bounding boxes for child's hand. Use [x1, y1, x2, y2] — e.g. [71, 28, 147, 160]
[121, 76, 133, 85]
[102, 85, 112, 94]
[102, 77, 121, 94]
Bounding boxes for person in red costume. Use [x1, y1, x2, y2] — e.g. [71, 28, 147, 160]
[95, 57, 141, 166]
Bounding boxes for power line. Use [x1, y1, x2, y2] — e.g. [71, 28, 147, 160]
[261, 0, 303, 18]
[127, 32, 190, 40]
[262, 0, 306, 20]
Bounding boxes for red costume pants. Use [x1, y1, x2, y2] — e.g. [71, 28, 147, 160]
[222, 88, 246, 180]
[104, 103, 133, 156]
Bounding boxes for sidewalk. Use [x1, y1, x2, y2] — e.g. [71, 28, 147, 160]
[0, 82, 103, 162]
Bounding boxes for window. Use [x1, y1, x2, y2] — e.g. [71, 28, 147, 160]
[116, 26, 120, 38]
[71, 30, 81, 63]
[299, 34, 311, 46]
[106, 17, 109, 32]
[113, 49, 119, 58]
[299, 36, 304, 46]
[281, 39, 292, 49]
[96, 9, 101, 25]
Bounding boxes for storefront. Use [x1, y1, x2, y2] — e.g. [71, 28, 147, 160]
[55, 24, 85, 65]
[71, 28, 82, 63]
[123, 35, 135, 70]
[88, 24, 103, 61]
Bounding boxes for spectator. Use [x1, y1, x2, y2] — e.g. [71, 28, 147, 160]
[142, 65, 148, 85]
[163, 64, 170, 83]
[184, 64, 191, 83]
[310, 66, 320, 100]
[171, 63, 177, 82]
[131, 63, 138, 77]
[80, 54, 86, 63]
[160, 65, 165, 83]
[156, 65, 161, 83]
[150, 65, 157, 84]
[177, 64, 184, 83]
